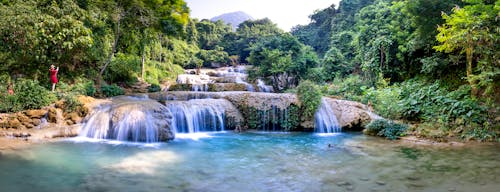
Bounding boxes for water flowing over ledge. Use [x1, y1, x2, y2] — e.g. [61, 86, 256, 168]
[78, 96, 174, 142]
[75, 91, 380, 142]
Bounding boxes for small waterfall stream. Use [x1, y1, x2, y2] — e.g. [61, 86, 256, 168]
[78, 96, 173, 142]
[314, 98, 341, 133]
[166, 99, 240, 133]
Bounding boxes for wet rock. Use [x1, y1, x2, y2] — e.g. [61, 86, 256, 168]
[24, 109, 47, 118]
[16, 113, 31, 123]
[67, 112, 82, 124]
[360, 177, 370, 181]
[32, 118, 42, 126]
[336, 181, 350, 186]
[8, 118, 22, 129]
[23, 122, 35, 129]
[346, 185, 354, 191]
[66, 120, 74, 125]
[406, 176, 420, 181]
[408, 182, 424, 188]
[325, 98, 381, 129]
[375, 181, 386, 185]
[48, 107, 58, 123]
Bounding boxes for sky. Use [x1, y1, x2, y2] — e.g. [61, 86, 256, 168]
[184, 0, 340, 31]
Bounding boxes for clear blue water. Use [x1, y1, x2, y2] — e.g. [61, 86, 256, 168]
[0, 132, 499, 192]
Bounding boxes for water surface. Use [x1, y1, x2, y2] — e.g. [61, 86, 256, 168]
[0, 132, 498, 192]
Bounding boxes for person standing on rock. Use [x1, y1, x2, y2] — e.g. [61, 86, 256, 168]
[49, 65, 59, 91]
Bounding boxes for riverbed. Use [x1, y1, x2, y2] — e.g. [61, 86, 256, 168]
[0, 132, 498, 192]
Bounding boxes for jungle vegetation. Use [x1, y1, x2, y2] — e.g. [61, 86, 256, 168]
[0, 0, 498, 141]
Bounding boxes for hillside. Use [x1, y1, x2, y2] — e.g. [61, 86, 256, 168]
[211, 11, 254, 30]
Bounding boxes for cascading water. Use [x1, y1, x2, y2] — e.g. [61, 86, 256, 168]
[314, 98, 341, 133]
[166, 99, 239, 133]
[235, 76, 255, 91]
[192, 84, 209, 92]
[257, 79, 272, 92]
[78, 96, 174, 142]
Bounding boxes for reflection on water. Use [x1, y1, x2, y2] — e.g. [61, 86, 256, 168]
[0, 133, 499, 192]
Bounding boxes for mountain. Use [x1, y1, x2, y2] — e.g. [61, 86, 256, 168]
[210, 11, 254, 30]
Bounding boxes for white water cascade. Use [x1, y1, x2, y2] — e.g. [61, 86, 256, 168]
[256, 79, 272, 92]
[166, 99, 238, 133]
[78, 96, 173, 142]
[314, 98, 341, 133]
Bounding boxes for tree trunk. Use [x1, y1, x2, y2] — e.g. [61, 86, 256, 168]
[141, 51, 145, 79]
[466, 46, 477, 97]
[97, 12, 122, 88]
[465, 32, 477, 97]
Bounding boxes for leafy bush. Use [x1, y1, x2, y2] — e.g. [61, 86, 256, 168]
[57, 93, 82, 113]
[100, 84, 124, 97]
[148, 83, 161, 92]
[297, 80, 322, 121]
[305, 67, 327, 83]
[84, 81, 96, 96]
[397, 80, 487, 125]
[365, 119, 408, 140]
[0, 79, 57, 112]
[327, 75, 369, 101]
[105, 53, 141, 83]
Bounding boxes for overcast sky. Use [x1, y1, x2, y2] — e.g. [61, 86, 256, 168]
[185, 0, 340, 31]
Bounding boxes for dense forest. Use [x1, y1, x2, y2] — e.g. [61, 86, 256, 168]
[0, 0, 498, 141]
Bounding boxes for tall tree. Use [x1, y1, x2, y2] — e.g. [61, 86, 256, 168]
[434, 0, 499, 96]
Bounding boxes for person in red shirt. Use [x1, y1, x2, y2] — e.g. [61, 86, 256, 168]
[7, 83, 14, 95]
[49, 65, 59, 91]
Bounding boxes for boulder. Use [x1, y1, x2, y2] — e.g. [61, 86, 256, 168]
[32, 118, 42, 126]
[80, 96, 175, 142]
[66, 112, 83, 124]
[7, 118, 23, 129]
[24, 109, 47, 118]
[325, 98, 381, 129]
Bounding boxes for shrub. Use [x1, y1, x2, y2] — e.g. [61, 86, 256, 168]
[57, 93, 82, 113]
[297, 80, 322, 121]
[100, 84, 124, 97]
[84, 81, 96, 96]
[148, 83, 161, 92]
[365, 119, 408, 140]
[305, 67, 327, 83]
[327, 75, 369, 101]
[105, 53, 141, 83]
[0, 79, 57, 112]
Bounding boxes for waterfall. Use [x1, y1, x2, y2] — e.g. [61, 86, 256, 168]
[257, 79, 272, 92]
[235, 76, 255, 91]
[166, 99, 236, 133]
[192, 84, 208, 92]
[314, 98, 341, 133]
[78, 96, 173, 143]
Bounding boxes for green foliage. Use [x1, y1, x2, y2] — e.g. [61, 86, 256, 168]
[57, 92, 82, 113]
[247, 34, 319, 91]
[100, 84, 124, 97]
[148, 83, 161, 92]
[242, 105, 300, 131]
[196, 46, 229, 67]
[365, 119, 408, 140]
[305, 67, 327, 83]
[434, 0, 499, 97]
[397, 80, 487, 125]
[296, 80, 322, 121]
[105, 53, 141, 83]
[84, 81, 96, 97]
[326, 75, 369, 101]
[0, 79, 57, 112]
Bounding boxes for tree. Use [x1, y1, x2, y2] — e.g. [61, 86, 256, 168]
[434, 0, 499, 96]
[247, 34, 319, 91]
